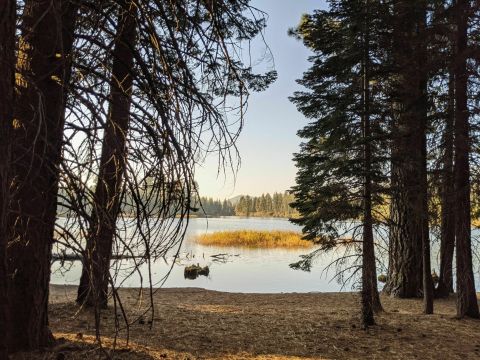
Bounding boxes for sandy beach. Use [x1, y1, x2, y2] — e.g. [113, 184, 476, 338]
[9, 285, 480, 359]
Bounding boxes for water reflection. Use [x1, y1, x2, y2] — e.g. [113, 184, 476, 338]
[50, 217, 480, 293]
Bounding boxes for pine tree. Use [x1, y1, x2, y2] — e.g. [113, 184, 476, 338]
[437, 69, 455, 297]
[265, 193, 273, 214]
[290, 0, 388, 326]
[273, 192, 282, 215]
[0, 1, 16, 356]
[453, 0, 480, 318]
[77, 0, 137, 308]
[384, 0, 432, 306]
[236, 196, 247, 216]
[6, 0, 77, 351]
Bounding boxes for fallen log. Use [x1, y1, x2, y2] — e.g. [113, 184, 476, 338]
[51, 253, 142, 263]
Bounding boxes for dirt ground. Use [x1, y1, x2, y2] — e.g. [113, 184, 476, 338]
[11, 285, 480, 360]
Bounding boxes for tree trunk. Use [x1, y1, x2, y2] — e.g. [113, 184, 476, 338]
[421, 95, 434, 314]
[361, 0, 382, 329]
[6, 0, 77, 352]
[385, 1, 428, 299]
[436, 65, 455, 298]
[0, 0, 16, 357]
[453, 0, 480, 319]
[77, 1, 137, 309]
[417, 4, 434, 315]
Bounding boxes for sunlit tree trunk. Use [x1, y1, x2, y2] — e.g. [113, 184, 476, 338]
[453, 0, 480, 319]
[6, 0, 77, 351]
[77, 0, 137, 308]
[0, 0, 16, 356]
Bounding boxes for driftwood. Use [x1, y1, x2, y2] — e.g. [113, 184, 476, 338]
[210, 253, 240, 263]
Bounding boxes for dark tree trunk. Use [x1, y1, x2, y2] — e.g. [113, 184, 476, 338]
[421, 96, 434, 314]
[361, 0, 382, 329]
[417, 5, 434, 315]
[453, 0, 480, 319]
[385, 1, 428, 299]
[436, 66, 455, 298]
[0, 0, 16, 357]
[77, 1, 137, 308]
[6, 0, 77, 352]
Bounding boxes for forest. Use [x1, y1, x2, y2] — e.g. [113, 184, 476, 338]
[0, 0, 479, 359]
[289, 0, 480, 325]
[192, 192, 298, 218]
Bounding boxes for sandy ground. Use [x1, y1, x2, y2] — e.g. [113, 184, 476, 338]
[10, 285, 480, 360]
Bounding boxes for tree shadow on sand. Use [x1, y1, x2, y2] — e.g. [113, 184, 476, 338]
[45, 288, 480, 359]
[9, 334, 157, 360]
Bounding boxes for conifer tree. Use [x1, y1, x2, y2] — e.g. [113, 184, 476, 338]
[384, 1, 433, 310]
[0, 1, 16, 356]
[6, 0, 78, 350]
[436, 7, 456, 297]
[290, 0, 389, 325]
[77, 0, 138, 308]
[453, 0, 480, 318]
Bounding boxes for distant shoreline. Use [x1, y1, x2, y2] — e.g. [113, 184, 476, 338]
[190, 215, 293, 220]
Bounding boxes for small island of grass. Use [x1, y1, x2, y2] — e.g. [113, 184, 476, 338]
[196, 230, 312, 249]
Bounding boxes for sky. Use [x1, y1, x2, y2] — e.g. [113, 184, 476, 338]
[195, 0, 326, 199]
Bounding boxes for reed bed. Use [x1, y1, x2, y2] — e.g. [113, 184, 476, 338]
[195, 230, 312, 249]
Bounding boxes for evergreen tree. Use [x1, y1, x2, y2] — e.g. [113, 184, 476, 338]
[0, 1, 16, 356]
[289, 0, 389, 325]
[6, 0, 77, 350]
[273, 192, 282, 215]
[434, 1, 456, 298]
[453, 0, 479, 318]
[77, 1, 138, 308]
[235, 196, 247, 216]
[384, 0, 432, 305]
[265, 193, 273, 214]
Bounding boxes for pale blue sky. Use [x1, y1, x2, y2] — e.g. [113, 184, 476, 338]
[196, 0, 326, 199]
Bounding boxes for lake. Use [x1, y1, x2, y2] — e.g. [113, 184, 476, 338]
[50, 216, 480, 293]
[51, 217, 357, 293]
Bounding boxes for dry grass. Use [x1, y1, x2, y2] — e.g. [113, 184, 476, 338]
[195, 230, 312, 249]
[13, 286, 480, 359]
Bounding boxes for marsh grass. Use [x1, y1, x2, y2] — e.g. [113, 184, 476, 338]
[195, 230, 312, 249]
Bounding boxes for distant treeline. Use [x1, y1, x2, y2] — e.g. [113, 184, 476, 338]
[194, 198, 235, 217]
[194, 192, 298, 218]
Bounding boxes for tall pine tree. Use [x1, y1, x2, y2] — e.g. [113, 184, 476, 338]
[290, 0, 389, 326]
[0, 0, 16, 356]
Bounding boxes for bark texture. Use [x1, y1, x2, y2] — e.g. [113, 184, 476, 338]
[453, 0, 480, 319]
[418, 3, 434, 314]
[0, 0, 16, 357]
[437, 67, 455, 298]
[77, 1, 137, 308]
[6, 0, 77, 351]
[361, 0, 382, 328]
[385, 1, 429, 299]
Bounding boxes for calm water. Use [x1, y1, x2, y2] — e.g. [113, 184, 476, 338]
[50, 217, 480, 293]
[51, 217, 354, 293]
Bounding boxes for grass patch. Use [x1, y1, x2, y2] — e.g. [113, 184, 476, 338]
[195, 230, 312, 249]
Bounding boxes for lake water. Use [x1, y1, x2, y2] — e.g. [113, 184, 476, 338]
[51, 217, 358, 293]
[50, 216, 480, 293]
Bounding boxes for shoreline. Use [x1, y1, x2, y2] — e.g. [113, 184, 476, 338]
[16, 285, 479, 359]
